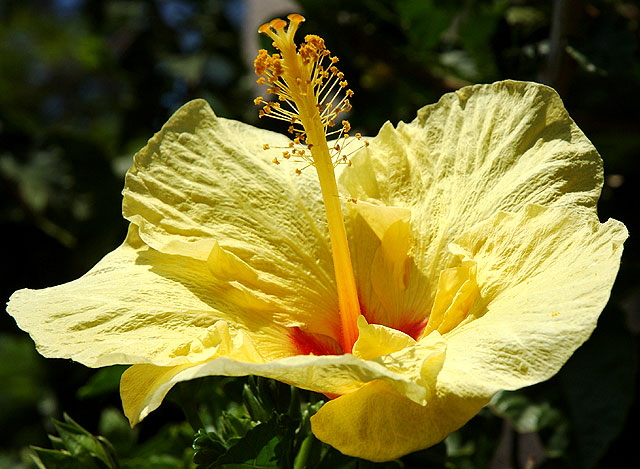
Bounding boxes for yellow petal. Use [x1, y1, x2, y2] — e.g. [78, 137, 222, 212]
[440, 205, 627, 396]
[310, 380, 488, 462]
[122, 363, 194, 425]
[123, 99, 339, 336]
[7, 225, 292, 367]
[122, 321, 264, 424]
[120, 351, 435, 426]
[120, 326, 446, 426]
[353, 201, 411, 240]
[340, 80, 605, 286]
[352, 315, 415, 360]
[423, 259, 479, 336]
[208, 241, 259, 284]
[347, 201, 431, 334]
[369, 212, 412, 300]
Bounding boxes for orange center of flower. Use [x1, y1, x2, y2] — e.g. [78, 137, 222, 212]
[254, 14, 361, 352]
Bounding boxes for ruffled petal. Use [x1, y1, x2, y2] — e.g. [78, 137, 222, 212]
[440, 205, 627, 396]
[121, 328, 446, 426]
[310, 380, 488, 462]
[352, 315, 415, 360]
[423, 259, 480, 336]
[340, 80, 605, 285]
[7, 225, 295, 367]
[123, 99, 339, 336]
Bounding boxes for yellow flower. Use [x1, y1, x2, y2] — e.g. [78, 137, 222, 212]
[7, 15, 627, 462]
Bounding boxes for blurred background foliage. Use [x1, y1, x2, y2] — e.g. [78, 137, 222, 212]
[1, 0, 639, 467]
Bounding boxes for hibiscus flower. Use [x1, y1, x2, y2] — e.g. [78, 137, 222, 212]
[7, 14, 626, 462]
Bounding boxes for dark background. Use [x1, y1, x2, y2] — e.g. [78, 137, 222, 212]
[1, 0, 638, 467]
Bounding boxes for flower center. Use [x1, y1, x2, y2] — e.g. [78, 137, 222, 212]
[254, 14, 361, 352]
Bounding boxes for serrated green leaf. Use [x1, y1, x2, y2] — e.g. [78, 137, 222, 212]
[31, 446, 102, 469]
[218, 410, 255, 442]
[193, 429, 228, 465]
[47, 435, 66, 451]
[196, 419, 284, 469]
[51, 414, 118, 468]
[242, 383, 270, 423]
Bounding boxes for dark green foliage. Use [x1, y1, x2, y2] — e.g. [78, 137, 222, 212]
[191, 377, 354, 469]
[31, 414, 119, 469]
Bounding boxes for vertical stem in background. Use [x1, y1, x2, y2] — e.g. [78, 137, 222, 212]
[539, 0, 582, 95]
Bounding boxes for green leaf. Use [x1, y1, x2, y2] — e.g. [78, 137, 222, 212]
[193, 429, 228, 465]
[47, 435, 66, 451]
[51, 414, 118, 469]
[196, 419, 282, 468]
[242, 382, 271, 423]
[490, 391, 563, 434]
[31, 447, 102, 469]
[217, 410, 255, 442]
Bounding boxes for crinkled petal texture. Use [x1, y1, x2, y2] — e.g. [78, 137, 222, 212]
[341, 80, 605, 292]
[315, 206, 625, 461]
[322, 80, 626, 461]
[6, 81, 627, 463]
[121, 100, 340, 338]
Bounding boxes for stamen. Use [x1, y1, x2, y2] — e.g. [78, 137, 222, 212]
[254, 15, 362, 351]
[253, 16, 356, 147]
